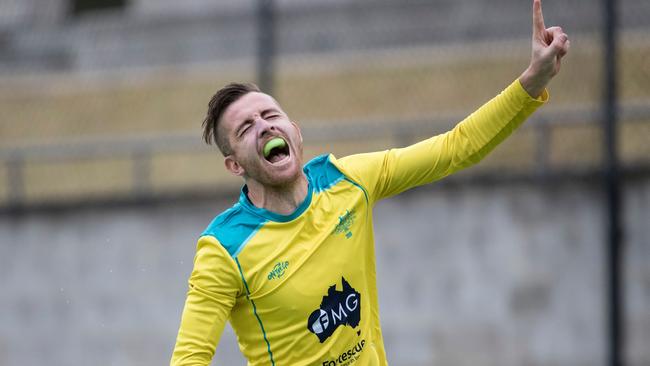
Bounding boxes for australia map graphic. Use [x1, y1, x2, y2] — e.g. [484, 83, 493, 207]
[307, 277, 361, 343]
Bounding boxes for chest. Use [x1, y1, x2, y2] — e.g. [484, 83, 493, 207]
[235, 182, 372, 302]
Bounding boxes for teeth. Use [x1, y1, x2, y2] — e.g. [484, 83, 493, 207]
[263, 137, 287, 158]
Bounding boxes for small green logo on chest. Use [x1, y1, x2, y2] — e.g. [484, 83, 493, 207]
[267, 261, 289, 280]
[332, 209, 356, 239]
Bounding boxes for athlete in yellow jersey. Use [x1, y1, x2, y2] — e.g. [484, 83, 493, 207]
[171, 1, 569, 365]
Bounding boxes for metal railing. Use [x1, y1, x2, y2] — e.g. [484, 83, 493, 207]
[1, 102, 648, 209]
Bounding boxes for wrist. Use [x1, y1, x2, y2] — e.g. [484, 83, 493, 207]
[519, 66, 550, 99]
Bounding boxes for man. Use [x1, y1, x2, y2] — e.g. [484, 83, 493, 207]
[171, 0, 569, 364]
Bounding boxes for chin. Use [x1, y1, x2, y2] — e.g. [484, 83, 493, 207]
[266, 166, 303, 187]
[260, 159, 304, 187]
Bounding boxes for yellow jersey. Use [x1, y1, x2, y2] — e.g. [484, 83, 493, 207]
[171, 80, 547, 366]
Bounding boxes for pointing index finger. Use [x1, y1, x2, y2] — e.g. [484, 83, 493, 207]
[533, 0, 546, 37]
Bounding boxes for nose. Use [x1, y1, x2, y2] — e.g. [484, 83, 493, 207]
[255, 116, 277, 138]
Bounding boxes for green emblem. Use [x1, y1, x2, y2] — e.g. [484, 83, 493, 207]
[267, 261, 289, 280]
[332, 209, 356, 239]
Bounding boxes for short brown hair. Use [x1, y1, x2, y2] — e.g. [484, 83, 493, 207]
[202, 82, 261, 156]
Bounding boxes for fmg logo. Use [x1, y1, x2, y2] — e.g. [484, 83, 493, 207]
[307, 277, 361, 343]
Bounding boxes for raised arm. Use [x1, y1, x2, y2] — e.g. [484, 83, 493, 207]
[334, 0, 569, 203]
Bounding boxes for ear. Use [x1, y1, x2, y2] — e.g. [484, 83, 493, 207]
[224, 155, 246, 177]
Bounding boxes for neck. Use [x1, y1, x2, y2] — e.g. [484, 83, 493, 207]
[245, 173, 309, 216]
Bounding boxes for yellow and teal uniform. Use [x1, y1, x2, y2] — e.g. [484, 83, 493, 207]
[171, 80, 547, 366]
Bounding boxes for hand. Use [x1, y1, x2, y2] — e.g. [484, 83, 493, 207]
[519, 0, 570, 98]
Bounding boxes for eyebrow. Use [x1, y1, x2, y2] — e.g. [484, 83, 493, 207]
[261, 108, 280, 117]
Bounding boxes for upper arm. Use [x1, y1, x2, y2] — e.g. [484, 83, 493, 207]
[171, 236, 242, 366]
[333, 138, 454, 203]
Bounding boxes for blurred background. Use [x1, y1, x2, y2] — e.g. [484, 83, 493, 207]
[0, 0, 648, 365]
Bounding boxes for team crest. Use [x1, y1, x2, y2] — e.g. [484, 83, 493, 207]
[332, 209, 356, 239]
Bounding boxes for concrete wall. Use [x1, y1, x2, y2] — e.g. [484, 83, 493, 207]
[0, 176, 648, 366]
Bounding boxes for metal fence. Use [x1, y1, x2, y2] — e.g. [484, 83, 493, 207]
[1, 101, 649, 211]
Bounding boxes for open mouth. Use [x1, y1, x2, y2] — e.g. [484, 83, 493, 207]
[262, 137, 290, 164]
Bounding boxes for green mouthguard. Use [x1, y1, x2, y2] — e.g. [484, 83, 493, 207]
[263, 137, 287, 158]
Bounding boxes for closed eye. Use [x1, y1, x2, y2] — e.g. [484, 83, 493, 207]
[237, 122, 252, 137]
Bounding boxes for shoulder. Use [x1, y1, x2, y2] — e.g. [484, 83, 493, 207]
[303, 154, 346, 193]
[201, 203, 267, 258]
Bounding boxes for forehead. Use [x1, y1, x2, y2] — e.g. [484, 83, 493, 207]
[221, 92, 282, 129]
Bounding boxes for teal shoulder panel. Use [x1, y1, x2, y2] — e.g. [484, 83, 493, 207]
[202, 203, 267, 258]
[304, 154, 345, 193]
